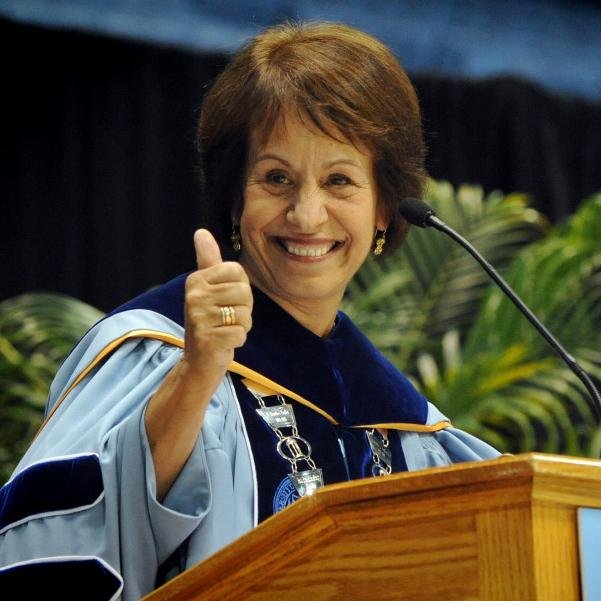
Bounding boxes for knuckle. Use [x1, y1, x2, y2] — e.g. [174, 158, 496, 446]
[234, 281, 251, 299]
[227, 261, 249, 281]
[185, 272, 207, 294]
[185, 288, 207, 307]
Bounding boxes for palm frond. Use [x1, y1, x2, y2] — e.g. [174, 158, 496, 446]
[0, 293, 103, 483]
[344, 184, 601, 456]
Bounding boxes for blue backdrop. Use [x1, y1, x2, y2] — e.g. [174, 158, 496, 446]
[2, 0, 601, 102]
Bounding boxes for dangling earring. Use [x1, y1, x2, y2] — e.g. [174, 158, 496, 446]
[231, 223, 241, 252]
[373, 228, 386, 256]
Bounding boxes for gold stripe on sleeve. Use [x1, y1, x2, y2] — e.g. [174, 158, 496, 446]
[36, 330, 185, 439]
[36, 329, 451, 438]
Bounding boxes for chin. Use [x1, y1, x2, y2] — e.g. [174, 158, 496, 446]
[276, 278, 344, 303]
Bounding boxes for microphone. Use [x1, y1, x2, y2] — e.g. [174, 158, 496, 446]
[398, 196, 601, 420]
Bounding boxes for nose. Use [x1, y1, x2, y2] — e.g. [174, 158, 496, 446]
[286, 185, 328, 231]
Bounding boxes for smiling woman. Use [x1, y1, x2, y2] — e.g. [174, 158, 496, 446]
[0, 21, 500, 601]
[198, 21, 426, 259]
[240, 112, 383, 336]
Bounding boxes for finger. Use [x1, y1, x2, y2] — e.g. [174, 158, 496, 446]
[194, 229, 222, 270]
[204, 282, 253, 306]
[185, 276, 253, 313]
[214, 305, 252, 331]
[188, 262, 249, 287]
[187, 302, 252, 332]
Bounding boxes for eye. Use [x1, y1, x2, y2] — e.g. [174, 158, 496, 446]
[265, 170, 293, 186]
[327, 173, 353, 187]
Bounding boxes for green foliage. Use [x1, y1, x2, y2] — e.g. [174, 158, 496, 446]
[0, 293, 103, 483]
[344, 180, 601, 456]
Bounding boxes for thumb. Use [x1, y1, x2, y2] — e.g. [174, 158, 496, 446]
[194, 229, 223, 270]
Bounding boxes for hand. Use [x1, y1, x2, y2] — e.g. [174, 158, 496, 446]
[183, 229, 253, 375]
[145, 229, 252, 499]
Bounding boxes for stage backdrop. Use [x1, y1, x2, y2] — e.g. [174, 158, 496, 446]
[3, 18, 601, 311]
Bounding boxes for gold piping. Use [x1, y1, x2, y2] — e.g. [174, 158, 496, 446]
[351, 421, 451, 433]
[36, 329, 451, 439]
[36, 330, 186, 439]
[239, 377, 337, 424]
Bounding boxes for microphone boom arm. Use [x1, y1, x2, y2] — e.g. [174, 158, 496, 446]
[398, 198, 601, 421]
[426, 212, 601, 420]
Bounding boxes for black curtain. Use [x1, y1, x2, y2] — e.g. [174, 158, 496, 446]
[3, 18, 601, 311]
[3, 19, 225, 311]
[416, 75, 601, 222]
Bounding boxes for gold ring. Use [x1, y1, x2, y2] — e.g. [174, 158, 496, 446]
[219, 306, 236, 326]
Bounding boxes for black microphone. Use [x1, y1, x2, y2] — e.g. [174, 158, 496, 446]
[398, 196, 601, 420]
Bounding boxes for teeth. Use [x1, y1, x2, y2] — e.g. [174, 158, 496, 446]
[283, 242, 335, 257]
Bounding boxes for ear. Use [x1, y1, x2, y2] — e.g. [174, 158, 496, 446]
[375, 203, 389, 232]
[231, 188, 246, 224]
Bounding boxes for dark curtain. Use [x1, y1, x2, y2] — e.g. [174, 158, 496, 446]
[3, 18, 601, 311]
[416, 75, 601, 222]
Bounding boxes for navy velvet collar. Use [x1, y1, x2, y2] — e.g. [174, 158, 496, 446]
[110, 272, 428, 426]
[238, 285, 428, 426]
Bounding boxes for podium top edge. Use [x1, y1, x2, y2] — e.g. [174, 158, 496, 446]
[305, 451, 601, 504]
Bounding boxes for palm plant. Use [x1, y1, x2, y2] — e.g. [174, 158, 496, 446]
[0, 293, 103, 483]
[344, 180, 601, 456]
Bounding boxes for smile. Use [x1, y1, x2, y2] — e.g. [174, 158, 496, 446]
[277, 239, 341, 258]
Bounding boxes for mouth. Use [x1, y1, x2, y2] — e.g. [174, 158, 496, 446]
[276, 238, 342, 258]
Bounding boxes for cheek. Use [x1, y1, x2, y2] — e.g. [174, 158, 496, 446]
[354, 195, 379, 235]
[240, 203, 275, 241]
[242, 189, 289, 229]
[239, 189, 261, 230]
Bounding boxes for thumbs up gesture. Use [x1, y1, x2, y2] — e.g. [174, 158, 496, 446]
[183, 229, 253, 375]
[145, 231, 252, 498]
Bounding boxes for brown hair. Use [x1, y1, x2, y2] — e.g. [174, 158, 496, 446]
[197, 21, 426, 258]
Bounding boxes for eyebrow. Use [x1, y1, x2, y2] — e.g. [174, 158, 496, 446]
[324, 158, 363, 169]
[253, 154, 363, 170]
[254, 153, 291, 167]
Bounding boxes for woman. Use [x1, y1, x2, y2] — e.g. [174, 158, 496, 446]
[0, 21, 499, 601]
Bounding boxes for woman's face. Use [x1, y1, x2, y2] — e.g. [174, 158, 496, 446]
[239, 113, 385, 313]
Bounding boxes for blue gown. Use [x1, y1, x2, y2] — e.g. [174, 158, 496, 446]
[0, 274, 500, 600]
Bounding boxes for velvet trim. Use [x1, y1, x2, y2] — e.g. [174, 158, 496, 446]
[108, 272, 188, 326]
[237, 286, 427, 426]
[0, 454, 103, 532]
[109, 274, 429, 426]
[0, 558, 122, 600]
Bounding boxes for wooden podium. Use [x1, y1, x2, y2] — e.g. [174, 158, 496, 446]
[142, 453, 601, 600]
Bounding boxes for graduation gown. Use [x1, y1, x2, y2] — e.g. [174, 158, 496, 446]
[0, 274, 500, 600]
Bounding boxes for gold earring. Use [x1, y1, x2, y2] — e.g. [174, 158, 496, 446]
[231, 224, 241, 252]
[373, 229, 386, 256]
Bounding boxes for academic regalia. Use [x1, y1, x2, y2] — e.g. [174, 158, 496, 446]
[0, 273, 500, 600]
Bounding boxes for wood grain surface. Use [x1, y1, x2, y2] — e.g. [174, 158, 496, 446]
[142, 453, 601, 601]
